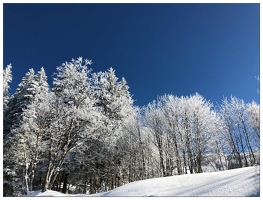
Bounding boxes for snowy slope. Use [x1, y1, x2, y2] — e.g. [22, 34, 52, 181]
[32, 166, 260, 197]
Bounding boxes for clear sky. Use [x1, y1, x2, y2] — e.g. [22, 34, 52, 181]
[3, 3, 260, 106]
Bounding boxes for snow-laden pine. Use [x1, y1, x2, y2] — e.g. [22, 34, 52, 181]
[3, 63, 12, 111]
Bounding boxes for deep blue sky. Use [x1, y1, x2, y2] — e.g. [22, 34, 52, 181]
[3, 3, 260, 106]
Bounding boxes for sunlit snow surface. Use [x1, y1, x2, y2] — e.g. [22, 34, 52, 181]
[30, 166, 260, 197]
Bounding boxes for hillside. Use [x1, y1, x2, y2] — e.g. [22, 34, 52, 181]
[30, 166, 260, 197]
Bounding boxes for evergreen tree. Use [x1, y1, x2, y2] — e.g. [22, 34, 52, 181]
[4, 68, 37, 143]
[3, 63, 12, 112]
[4, 68, 51, 195]
[3, 68, 51, 196]
[93, 67, 133, 133]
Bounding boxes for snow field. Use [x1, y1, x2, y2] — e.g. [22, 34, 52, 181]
[33, 166, 260, 197]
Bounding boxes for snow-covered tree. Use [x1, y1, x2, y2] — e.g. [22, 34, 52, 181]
[160, 95, 185, 175]
[4, 68, 38, 143]
[76, 67, 134, 193]
[17, 67, 51, 192]
[246, 101, 260, 150]
[120, 106, 157, 182]
[184, 93, 220, 173]
[3, 63, 12, 111]
[144, 93, 222, 176]
[3, 67, 52, 196]
[218, 96, 259, 168]
[144, 99, 167, 177]
[93, 67, 133, 130]
[41, 57, 99, 192]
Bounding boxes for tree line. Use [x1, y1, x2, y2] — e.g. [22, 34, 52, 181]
[3, 57, 260, 196]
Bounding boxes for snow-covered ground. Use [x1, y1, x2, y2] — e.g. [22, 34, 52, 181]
[28, 166, 260, 197]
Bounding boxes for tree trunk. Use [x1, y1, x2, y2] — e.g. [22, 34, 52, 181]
[28, 131, 42, 191]
[42, 157, 52, 192]
[196, 134, 203, 173]
[229, 128, 242, 168]
[196, 151, 203, 173]
[62, 172, 68, 194]
[157, 136, 165, 177]
[182, 149, 187, 174]
[186, 136, 194, 174]
[48, 138, 73, 190]
[242, 121, 255, 165]
[173, 134, 182, 175]
[42, 132, 53, 193]
[138, 126, 146, 179]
